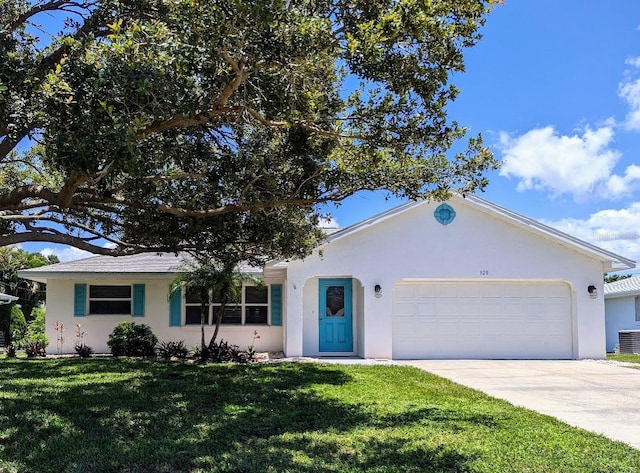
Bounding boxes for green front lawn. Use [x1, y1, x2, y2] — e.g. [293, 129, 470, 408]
[0, 359, 638, 473]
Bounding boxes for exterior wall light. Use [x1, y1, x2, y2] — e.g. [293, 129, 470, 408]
[587, 285, 597, 299]
[374, 284, 382, 298]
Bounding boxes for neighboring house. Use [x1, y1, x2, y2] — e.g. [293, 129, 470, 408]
[19, 195, 635, 359]
[0, 292, 18, 305]
[0, 292, 19, 347]
[604, 277, 640, 352]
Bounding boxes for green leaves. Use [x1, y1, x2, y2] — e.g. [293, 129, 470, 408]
[0, 0, 498, 258]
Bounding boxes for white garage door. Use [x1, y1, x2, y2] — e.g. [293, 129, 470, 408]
[392, 280, 573, 359]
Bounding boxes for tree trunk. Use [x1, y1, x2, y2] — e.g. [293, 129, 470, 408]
[200, 289, 208, 355]
[208, 299, 225, 349]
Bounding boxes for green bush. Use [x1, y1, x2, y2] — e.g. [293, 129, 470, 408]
[208, 339, 255, 363]
[9, 305, 26, 344]
[157, 340, 189, 360]
[74, 343, 93, 358]
[19, 305, 49, 356]
[3, 344, 17, 358]
[29, 306, 46, 332]
[23, 340, 47, 357]
[107, 322, 158, 357]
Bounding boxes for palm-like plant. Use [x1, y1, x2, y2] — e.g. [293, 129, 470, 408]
[168, 258, 262, 358]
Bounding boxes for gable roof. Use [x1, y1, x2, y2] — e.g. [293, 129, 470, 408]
[604, 277, 640, 299]
[271, 194, 634, 272]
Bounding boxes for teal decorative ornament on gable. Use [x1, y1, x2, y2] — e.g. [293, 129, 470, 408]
[434, 203, 456, 225]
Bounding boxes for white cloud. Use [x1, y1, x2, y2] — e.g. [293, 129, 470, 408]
[619, 77, 640, 130]
[625, 56, 640, 68]
[606, 164, 640, 196]
[498, 126, 631, 199]
[40, 246, 92, 262]
[319, 216, 340, 229]
[543, 203, 640, 265]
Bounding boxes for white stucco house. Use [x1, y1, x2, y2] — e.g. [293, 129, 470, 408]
[604, 277, 640, 352]
[19, 195, 635, 359]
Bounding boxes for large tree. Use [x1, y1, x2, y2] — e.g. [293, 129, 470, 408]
[0, 0, 499, 262]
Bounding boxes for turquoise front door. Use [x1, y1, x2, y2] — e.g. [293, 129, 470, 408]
[319, 278, 353, 352]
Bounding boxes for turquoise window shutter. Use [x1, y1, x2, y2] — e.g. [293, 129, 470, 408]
[132, 284, 145, 317]
[270, 284, 282, 326]
[74, 284, 87, 317]
[169, 288, 182, 327]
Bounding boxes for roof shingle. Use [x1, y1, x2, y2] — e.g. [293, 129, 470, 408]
[604, 277, 640, 298]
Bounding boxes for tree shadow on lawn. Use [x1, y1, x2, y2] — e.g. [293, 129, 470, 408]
[0, 359, 483, 473]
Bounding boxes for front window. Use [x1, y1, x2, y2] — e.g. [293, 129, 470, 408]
[89, 285, 132, 315]
[184, 285, 269, 325]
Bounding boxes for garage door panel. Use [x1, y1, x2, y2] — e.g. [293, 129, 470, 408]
[526, 322, 547, 336]
[458, 301, 480, 316]
[436, 285, 459, 297]
[416, 302, 436, 316]
[437, 301, 459, 316]
[459, 322, 482, 336]
[392, 281, 572, 359]
[392, 300, 415, 317]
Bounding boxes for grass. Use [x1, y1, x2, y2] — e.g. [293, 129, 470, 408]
[607, 353, 640, 364]
[0, 359, 639, 472]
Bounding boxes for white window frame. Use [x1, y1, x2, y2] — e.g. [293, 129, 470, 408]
[635, 296, 640, 322]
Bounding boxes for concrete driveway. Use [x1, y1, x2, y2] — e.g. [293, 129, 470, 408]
[401, 360, 640, 450]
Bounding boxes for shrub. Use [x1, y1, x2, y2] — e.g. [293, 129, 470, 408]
[9, 305, 27, 344]
[29, 306, 46, 331]
[192, 345, 207, 361]
[74, 343, 93, 358]
[157, 340, 189, 360]
[23, 340, 47, 357]
[20, 306, 49, 357]
[107, 322, 158, 357]
[208, 339, 255, 364]
[4, 344, 17, 358]
[74, 324, 91, 357]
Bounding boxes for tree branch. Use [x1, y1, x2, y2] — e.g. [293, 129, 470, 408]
[6, 0, 72, 31]
[0, 231, 137, 256]
[0, 185, 59, 207]
[216, 50, 250, 108]
[155, 195, 349, 218]
[57, 170, 88, 208]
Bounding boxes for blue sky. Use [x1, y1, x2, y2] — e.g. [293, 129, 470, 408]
[26, 1, 640, 270]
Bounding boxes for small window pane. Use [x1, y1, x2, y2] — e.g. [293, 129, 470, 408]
[89, 300, 131, 315]
[245, 286, 268, 304]
[214, 306, 241, 324]
[185, 306, 205, 325]
[90, 285, 131, 299]
[245, 306, 268, 324]
[325, 286, 345, 317]
[635, 296, 640, 322]
[185, 287, 204, 304]
[211, 290, 241, 304]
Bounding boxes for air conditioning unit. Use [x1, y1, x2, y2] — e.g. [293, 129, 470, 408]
[618, 330, 640, 354]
